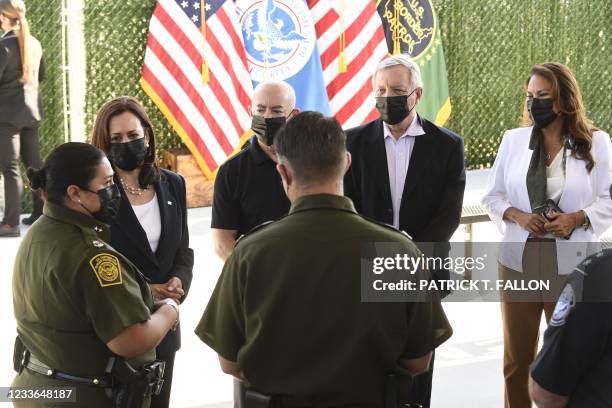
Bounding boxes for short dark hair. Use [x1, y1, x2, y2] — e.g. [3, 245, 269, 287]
[274, 111, 347, 184]
[26, 142, 106, 205]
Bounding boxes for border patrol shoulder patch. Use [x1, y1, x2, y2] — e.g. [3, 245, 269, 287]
[89, 253, 123, 287]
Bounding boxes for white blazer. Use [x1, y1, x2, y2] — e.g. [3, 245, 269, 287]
[482, 127, 612, 275]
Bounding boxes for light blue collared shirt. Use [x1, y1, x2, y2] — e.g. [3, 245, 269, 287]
[384, 115, 425, 229]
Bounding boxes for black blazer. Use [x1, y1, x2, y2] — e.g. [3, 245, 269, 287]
[110, 169, 194, 354]
[0, 31, 44, 126]
[345, 116, 465, 261]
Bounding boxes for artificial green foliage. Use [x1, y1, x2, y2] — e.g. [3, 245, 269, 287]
[435, 0, 610, 168]
[31, 0, 611, 173]
[83, 0, 181, 153]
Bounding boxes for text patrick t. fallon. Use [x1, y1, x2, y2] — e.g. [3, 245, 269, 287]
[372, 279, 550, 292]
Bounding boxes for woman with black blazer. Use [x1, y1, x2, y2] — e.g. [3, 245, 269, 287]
[91, 96, 194, 408]
[0, 0, 44, 237]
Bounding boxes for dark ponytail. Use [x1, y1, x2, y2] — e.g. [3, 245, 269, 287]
[26, 167, 46, 190]
[29, 142, 106, 205]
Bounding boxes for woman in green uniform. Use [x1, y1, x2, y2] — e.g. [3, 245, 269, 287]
[11, 142, 179, 408]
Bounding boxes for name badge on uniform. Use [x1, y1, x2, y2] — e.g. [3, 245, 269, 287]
[89, 253, 123, 287]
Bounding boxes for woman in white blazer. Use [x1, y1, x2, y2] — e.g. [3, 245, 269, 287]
[482, 62, 612, 408]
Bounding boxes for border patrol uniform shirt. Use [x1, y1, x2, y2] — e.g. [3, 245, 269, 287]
[211, 138, 290, 237]
[197, 194, 453, 406]
[12, 201, 155, 408]
[531, 248, 612, 407]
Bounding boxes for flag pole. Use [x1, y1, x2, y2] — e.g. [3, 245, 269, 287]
[201, 0, 210, 82]
[338, 0, 347, 73]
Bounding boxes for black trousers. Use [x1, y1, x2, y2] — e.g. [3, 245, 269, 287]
[406, 350, 435, 408]
[150, 349, 175, 408]
[0, 121, 43, 226]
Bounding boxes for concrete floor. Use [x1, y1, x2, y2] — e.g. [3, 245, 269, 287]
[3, 170, 608, 407]
[0, 207, 513, 408]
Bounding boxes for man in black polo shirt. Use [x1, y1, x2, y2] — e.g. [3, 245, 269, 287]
[529, 247, 612, 408]
[211, 80, 298, 261]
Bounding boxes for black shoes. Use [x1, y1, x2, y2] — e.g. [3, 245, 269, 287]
[0, 224, 20, 237]
[22, 213, 42, 226]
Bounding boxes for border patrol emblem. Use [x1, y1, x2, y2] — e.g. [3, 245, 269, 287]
[550, 284, 575, 327]
[89, 253, 123, 287]
[237, 0, 316, 81]
[377, 0, 437, 59]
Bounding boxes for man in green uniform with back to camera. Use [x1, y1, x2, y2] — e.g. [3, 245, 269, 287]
[195, 111, 453, 407]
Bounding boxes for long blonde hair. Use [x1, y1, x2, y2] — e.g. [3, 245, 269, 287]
[0, 0, 32, 83]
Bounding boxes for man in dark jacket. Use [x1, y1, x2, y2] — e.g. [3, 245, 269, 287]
[344, 53, 466, 407]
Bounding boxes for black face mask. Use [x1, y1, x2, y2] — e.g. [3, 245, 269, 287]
[528, 98, 558, 129]
[109, 138, 149, 171]
[80, 184, 121, 223]
[375, 89, 417, 125]
[251, 115, 287, 146]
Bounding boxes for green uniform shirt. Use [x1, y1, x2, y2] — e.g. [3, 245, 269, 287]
[12, 201, 155, 407]
[196, 194, 452, 406]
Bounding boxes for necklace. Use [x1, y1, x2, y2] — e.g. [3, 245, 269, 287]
[119, 177, 149, 196]
[545, 139, 568, 177]
[544, 136, 567, 163]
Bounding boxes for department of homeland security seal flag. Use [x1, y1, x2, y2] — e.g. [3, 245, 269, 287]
[141, 0, 449, 177]
[377, 0, 452, 125]
[236, 0, 331, 115]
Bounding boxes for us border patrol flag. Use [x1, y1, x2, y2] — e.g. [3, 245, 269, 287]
[236, 0, 331, 115]
[377, 0, 451, 126]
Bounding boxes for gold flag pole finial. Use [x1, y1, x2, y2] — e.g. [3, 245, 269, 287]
[392, 0, 400, 55]
[201, 0, 210, 83]
[338, 0, 347, 73]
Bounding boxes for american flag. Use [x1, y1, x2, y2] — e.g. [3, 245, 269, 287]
[141, 0, 253, 178]
[308, 0, 389, 129]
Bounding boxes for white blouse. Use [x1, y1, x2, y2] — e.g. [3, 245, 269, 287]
[482, 127, 612, 275]
[546, 149, 565, 203]
[132, 194, 162, 253]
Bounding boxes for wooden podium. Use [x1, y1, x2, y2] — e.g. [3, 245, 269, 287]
[161, 148, 213, 208]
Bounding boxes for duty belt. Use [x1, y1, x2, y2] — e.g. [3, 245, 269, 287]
[23, 352, 111, 388]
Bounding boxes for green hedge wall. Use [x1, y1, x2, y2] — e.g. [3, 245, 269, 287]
[31, 0, 612, 174]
